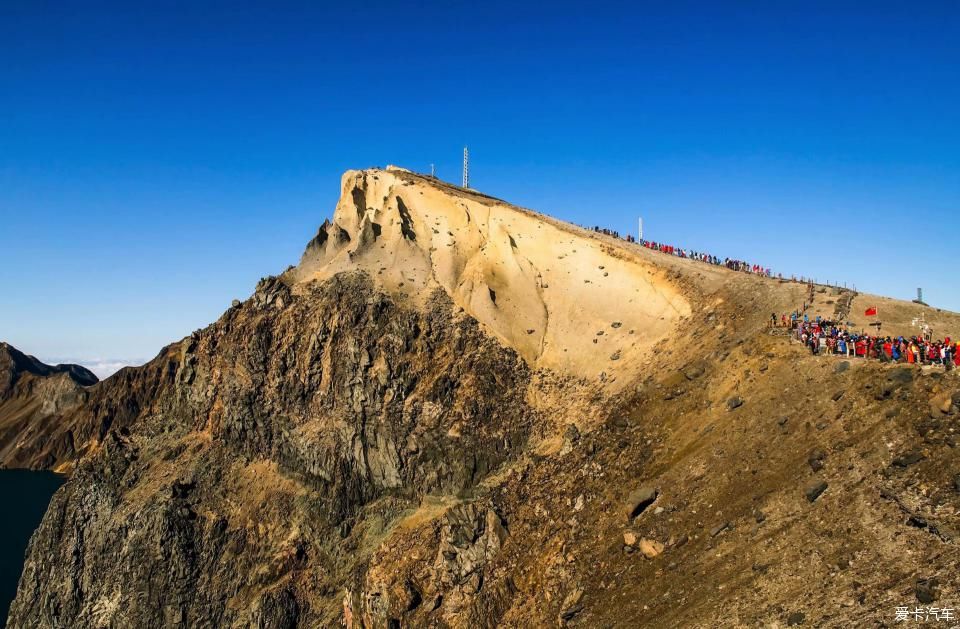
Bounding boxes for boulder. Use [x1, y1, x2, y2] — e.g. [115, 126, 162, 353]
[916, 578, 938, 604]
[559, 587, 584, 622]
[805, 479, 828, 502]
[808, 449, 826, 472]
[682, 363, 706, 380]
[891, 451, 924, 468]
[434, 504, 509, 589]
[638, 538, 664, 558]
[886, 367, 914, 386]
[930, 393, 953, 416]
[663, 371, 689, 389]
[726, 396, 744, 411]
[625, 486, 658, 520]
[710, 521, 731, 537]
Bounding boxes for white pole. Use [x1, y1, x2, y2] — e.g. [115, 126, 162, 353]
[638, 216, 643, 241]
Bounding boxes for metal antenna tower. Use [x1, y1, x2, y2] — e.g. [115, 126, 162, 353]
[430, 163, 435, 178]
[462, 146, 469, 188]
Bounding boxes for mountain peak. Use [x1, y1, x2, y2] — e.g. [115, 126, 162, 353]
[291, 167, 691, 388]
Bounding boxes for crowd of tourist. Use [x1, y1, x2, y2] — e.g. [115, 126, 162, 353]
[589, 226, 776, 278]
[637, 237, 773, 277]
[586, 226, 957, 369]
[786, 315, 958, 368]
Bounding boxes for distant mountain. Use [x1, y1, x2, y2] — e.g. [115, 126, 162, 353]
[1, 343, 97, 390]
[0, 341, 177, 472]
[0, 343, 96, 471]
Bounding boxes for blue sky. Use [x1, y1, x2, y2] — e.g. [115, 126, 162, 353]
[1, 1, 957, 373]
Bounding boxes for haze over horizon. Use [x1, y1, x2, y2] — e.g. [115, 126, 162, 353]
[2, 1, 957, 373]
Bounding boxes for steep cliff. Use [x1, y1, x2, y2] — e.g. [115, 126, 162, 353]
[6, 169, 960, 627]
[9, 273, 538, 627]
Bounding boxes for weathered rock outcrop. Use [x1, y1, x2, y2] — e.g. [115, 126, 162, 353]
[293, 167, 690, 389]
[8, 273, 536, 627]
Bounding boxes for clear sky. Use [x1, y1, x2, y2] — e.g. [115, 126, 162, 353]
[1, 1, 957, 376]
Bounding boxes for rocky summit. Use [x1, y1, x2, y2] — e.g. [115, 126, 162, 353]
[3, 167, 960, 628]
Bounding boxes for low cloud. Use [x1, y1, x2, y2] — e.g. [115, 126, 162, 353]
[79, 360, 145, 379]
[42, 357, 146, 380]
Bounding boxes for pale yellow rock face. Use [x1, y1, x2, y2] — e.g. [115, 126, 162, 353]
[293, 168, 691, 389]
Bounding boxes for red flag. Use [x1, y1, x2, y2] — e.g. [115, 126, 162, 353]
[865, 307, 877, 316]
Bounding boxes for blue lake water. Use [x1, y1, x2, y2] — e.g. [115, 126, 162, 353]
[0, 470, 64, 627]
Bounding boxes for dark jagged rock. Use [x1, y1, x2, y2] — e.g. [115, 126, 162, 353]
[808, 449, 827, 472]
[916, 578, 938, 604]
[892, 451, 924, 468]
[625, 486, 658, 520]
[805, 480, 828, 503]
[710, 521, 731, 537]
[7, 273, 535, 628]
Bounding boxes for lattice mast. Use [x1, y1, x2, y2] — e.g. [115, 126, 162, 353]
[462, 146, 469, 188]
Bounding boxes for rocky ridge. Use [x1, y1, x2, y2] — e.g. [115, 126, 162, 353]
[0, 343, 96, 471]
[3, 168, 960, 627]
